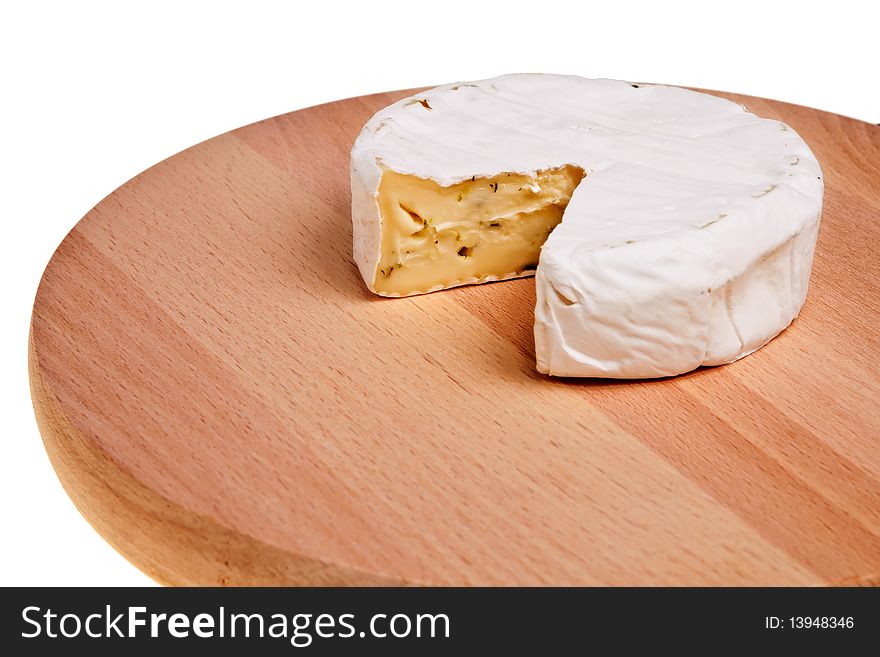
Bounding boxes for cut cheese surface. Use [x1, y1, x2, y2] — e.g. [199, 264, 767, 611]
[374, 166, 584, 295]
[350, 74, 824, 378]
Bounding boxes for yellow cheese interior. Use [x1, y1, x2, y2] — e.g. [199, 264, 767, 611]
[373, 165, 585, 295]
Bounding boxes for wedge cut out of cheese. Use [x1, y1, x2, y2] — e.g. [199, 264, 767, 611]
[350, 74, 824, 378]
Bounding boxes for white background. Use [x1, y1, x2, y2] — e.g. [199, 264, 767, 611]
[2, 0, 876, 586]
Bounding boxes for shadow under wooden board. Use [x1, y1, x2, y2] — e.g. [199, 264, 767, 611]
[30, 85, 880, 586]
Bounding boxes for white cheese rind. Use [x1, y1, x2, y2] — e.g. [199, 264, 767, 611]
[350, 74, 823, 378]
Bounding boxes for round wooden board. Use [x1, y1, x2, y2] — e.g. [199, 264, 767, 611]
[30, 87, 880, 586]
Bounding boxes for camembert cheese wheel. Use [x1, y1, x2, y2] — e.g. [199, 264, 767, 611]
[350, 74, 823, 378]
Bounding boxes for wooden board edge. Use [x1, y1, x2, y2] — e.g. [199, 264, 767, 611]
[28, 325, 404, 587]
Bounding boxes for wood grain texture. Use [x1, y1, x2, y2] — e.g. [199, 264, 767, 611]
[30, 87, 880, 586]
